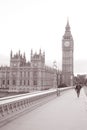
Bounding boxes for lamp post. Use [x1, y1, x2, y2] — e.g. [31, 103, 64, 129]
[53, 61, 60, 96]
[56, 70, 58, 96]
[56, 69, 60, 96]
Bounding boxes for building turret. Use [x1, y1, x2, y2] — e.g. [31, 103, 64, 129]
[31, 50, 45, 68]
[19, 50, 20, 56]
[10, 51, 26, 67]
[23, 52, 25, 59]
[10, 50, 12, 59]
[39, 49, 41, 54]
[31, 49, 33, 59]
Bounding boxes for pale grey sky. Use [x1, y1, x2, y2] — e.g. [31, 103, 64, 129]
[0, 0, 87, 75]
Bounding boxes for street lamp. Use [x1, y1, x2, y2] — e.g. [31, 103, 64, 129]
[56, 69, 60, 96]
[53, 61, 60, 96]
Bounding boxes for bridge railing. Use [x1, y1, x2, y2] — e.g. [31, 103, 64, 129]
[0, 86, 74, 127]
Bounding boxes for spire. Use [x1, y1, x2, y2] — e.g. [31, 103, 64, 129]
[10, 50, 12, 58]
[63, 18, 73, 40]
[23, 52, 25, 59]
[43, 51, 45, 56]
[67, 17, 69, 25]
[31, 49, 33, 56]
[65, 18, 70, 31]
[19, 50, 20, 56]
[39, 48, 41, 54]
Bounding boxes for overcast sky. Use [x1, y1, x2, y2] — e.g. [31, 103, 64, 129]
[0, 0, 87, 75]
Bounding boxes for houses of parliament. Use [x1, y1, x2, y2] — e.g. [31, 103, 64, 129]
[0, 20, 74, 92]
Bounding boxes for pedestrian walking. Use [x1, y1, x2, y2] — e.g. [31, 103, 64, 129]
[75, 84, 82, 97]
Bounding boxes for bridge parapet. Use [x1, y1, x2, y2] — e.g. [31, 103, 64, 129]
[0, 86, 74, 127]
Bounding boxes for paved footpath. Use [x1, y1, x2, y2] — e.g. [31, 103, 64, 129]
[0, 88, 87, 130]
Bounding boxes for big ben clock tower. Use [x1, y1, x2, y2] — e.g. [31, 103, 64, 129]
[62, 20, 74, 86]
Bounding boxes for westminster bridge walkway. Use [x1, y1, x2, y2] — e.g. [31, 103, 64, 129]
[0, 87, 87, 130]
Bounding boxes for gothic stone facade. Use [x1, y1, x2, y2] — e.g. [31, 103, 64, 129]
[0, 50, 57, 92]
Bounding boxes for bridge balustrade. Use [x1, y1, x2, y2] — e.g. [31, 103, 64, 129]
[0, 86, 74, 127]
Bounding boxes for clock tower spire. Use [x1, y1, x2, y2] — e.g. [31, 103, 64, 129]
[63, 19, 73, 40]
[62, 20, 74, 86]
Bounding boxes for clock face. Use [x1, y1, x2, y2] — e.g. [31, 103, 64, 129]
[64, 41, 70, 47]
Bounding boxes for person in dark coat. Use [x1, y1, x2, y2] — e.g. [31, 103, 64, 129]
[75, 84, 82, 97]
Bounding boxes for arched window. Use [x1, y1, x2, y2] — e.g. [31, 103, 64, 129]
[7, 80, 9, 85]
[3, 80, 5, 85]
[24, 80, 25, 85]
[28, 80, 29, 85]
[13, 80, 16, 85]
[20, 80, 22, 86]
[33, 80, 37, 85]
[28, 72, 30, 77]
